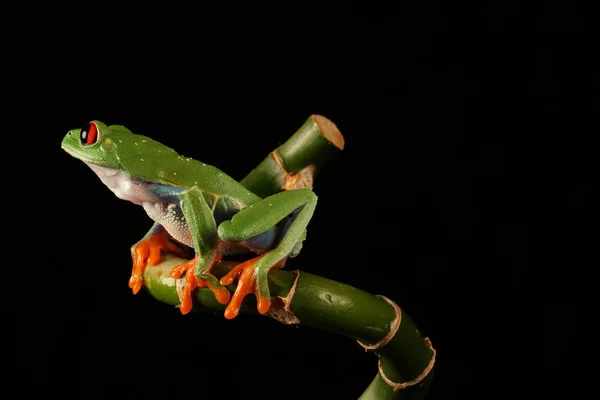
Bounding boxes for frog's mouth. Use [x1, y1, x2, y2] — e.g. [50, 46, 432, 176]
[61, 145, 114, 168]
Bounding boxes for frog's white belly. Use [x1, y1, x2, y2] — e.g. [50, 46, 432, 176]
[86, 163, 157, 205]
[142, 202, 193, 247]
[86, 163, 194, 247]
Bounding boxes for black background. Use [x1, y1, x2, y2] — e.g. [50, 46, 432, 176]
[2, 6, 592, 400]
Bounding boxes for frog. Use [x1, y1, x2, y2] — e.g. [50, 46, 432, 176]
[61, 120, 316, 319]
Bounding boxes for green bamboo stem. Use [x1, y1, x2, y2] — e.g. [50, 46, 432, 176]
[141, 115, 435, 399]
[240, 114, 345, 197]
[144, 258, 434, 399]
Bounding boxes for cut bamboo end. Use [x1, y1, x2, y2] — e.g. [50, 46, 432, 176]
[357, 296, 402, 351]
[311, 114, 345, 150]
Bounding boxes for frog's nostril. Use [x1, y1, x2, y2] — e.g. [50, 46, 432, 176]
[67, 131, 72, 135]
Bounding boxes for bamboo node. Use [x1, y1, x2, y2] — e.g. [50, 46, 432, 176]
[267, 270, 301, 325]
[271, 150, 315, 191]
[379, 337, 437, 391]
[284, 270, 301, 312]
[357, 295, 402, 351]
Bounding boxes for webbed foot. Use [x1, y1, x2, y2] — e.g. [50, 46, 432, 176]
[170, 253, 230, 314]
[219, 254, 286, 319]
[129, 227, 189, 294]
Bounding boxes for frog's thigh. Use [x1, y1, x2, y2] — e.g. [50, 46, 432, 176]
[217, 189, 316, 242]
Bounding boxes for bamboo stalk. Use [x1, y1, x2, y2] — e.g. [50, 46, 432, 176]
[145, 258, 434, 399]
[141, 115, 435, 399]
[240, 114, 345, 197]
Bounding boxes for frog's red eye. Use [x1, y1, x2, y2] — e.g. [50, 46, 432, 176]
[80, 122, 98, 145]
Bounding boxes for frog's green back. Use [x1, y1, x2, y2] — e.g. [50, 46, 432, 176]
[108, 124, 262, 206]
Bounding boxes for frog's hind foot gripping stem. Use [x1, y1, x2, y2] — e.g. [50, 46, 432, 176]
[170, 253, 230, 314]
[219, 254, 286, 319]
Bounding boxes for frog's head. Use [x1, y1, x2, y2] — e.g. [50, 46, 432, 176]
[61, 120, 132, 169]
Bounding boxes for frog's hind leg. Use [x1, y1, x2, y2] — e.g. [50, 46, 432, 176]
[217, 188, 317, 318]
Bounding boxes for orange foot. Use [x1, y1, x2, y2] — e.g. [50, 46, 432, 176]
[170, 253, 231, 315]
[129, 228, 190, 294]
[219, 255, 285, 320]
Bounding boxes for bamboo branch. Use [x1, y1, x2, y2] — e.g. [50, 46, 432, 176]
[240, 114, 345, 196]
[142, 115, 435, 399]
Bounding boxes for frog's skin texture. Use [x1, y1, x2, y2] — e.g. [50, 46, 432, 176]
[61, 120, 316, 318]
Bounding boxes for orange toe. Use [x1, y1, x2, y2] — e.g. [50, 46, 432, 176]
[129, 229, 189, 294]
[256, 296, 271, 315]
[221, 255, 265, 320]
[179, 267, 198, 315]
[129, 275, 143, 294]
[170, 258, 195, 279]
[210, 285, 231, 305]
[170, 254, 228, 314]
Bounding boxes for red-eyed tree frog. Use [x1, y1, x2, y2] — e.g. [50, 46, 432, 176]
[61, 121, 316, 319]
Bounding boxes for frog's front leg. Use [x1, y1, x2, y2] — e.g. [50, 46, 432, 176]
[218, 188, 317, 319]
[129, 222, 190, 294]
[169, 186, 231, 314]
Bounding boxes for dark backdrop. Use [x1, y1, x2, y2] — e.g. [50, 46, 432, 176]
[3, 7, 591, 400]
